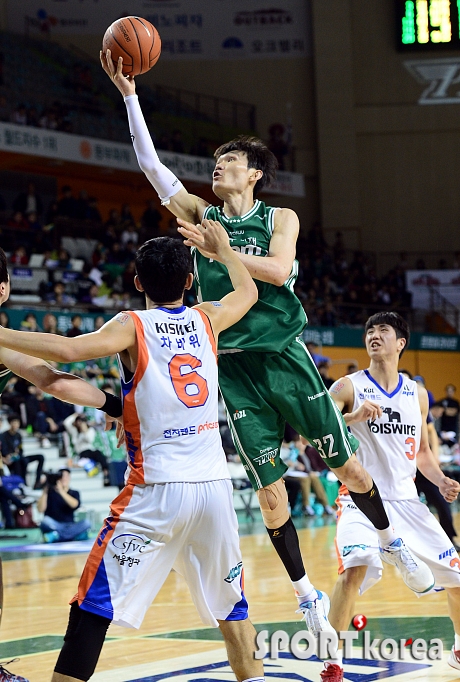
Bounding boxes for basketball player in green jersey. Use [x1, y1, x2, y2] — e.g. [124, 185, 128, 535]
[101, 50, 434, 634]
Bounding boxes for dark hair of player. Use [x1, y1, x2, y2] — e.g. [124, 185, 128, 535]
[364, 311, 410, 357]
[0, 247, 8, 285]
[135, 237, 193, 304]
[214, 135, 278, 196]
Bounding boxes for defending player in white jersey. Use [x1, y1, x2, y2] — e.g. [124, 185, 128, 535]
[0, 223, 265, 682]
[319, 312, 460, 682]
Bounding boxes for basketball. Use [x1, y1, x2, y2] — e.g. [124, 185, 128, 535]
[102, 16, 161, 77]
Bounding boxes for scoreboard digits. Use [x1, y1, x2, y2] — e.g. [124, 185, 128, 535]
[396, 0, 460, 49]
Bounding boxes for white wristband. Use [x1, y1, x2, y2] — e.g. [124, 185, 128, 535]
[124, 95, 183, 204]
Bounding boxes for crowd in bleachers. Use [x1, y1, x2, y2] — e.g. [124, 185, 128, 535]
[0, 182, 428, 324]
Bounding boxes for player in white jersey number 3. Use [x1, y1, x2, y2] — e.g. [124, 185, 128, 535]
[321, 312, 460, 682]
[0, 225, 265, 682]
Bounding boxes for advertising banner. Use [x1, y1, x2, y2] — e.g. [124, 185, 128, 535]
[0, 122, 305, 197]
[6, 0, 311, 61]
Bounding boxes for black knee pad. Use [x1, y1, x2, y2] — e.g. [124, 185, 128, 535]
[54, 602, 111, 681]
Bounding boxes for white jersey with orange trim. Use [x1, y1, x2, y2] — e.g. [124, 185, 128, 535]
[119, 305, 229, 484]
[345, 370, 421, 501]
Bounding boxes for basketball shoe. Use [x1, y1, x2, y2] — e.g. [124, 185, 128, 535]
[448, 646, 460, 670]
[296, 590, 336, 638]
[379, 538, 435, 593]
[320, 662, 344, 681]
[0, 659, 29, 682]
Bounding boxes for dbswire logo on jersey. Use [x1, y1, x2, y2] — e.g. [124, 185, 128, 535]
[254, 628, 443, 662]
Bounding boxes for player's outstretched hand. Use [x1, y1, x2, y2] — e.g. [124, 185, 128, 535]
[350, 400, 383, 424]
[178, 218, 231, 261]
[439, 476, 460, 503]
[100, 49, 136, 98]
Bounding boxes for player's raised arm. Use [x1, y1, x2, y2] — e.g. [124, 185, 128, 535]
[179, 219, 257, 334]
[100, 50, 208, 223]
[0, 313, 136, 364]
[0, 348, 121, 415]
[415, 383, 460, 502]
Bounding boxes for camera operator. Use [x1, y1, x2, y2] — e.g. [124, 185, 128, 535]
[37, 468, 91, 543]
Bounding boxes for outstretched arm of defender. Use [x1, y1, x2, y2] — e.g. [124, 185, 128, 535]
[181, 220, 258, 334]
[100, 50, 208, 223]
[0, 348, 121, 414]
[0, 314, 136, 364]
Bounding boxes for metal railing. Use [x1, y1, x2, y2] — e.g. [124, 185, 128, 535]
[428, 286, 460, 333]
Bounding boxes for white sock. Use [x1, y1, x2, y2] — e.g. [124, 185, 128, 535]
[376, 525, 397, 546]
[328, 649, 343, 667]
[242, 678, 265, 682]
[454, 633, 460, 651]
[292, 576, 317, 603]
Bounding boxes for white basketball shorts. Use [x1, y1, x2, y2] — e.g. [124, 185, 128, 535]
[72, 479, 247, 628]
[335, 495, 460, 594]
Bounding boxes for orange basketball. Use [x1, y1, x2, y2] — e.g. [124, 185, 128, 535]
[102, 16, 161, 77]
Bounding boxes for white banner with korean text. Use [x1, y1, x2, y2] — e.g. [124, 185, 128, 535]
[0, 122, 305, 197]
[6, 0, 311, 61]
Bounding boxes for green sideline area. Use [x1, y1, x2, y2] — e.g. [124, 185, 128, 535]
[0, 617, 452, 660]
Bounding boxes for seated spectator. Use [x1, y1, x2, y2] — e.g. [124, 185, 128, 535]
[317, 361, 334, 389]
[305, 341, 330, 367]
[37, 468, 91, 543]
[141, 199, 162, 237]
[11, 103, 27, 125]
[436, 384, 459, 446]
[0, 414, 45, 489]
[63, 414, 110, 486]
[57, 248, 71, 269]
[45, 281, 70, 305]
[42, 313, 62, 335]
[298, 445, 334, 516]
[171, 129, 185, 153]
[0, 472, 32, 529]
[0, 311, 9, 328]
[8, 210, 29, 232]
[13, 182, 43, 217]
[120, 203, 134, 225]
[25, 386, 59, 448]
[20, 313, 40, 332]
[76, 266, 97, 304]
[57, 185, 79, 219]
[87, 196, 102, 224]
[10, 246, 29, 265]
[66, 315, 83, 338]
[120, 222, 139, 247]
[94, 315, 106, 331]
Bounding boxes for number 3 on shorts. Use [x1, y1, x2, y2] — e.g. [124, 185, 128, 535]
[312, 434, 339, 459]
[169, 353, 209, 408]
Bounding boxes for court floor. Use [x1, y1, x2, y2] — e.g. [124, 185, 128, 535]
[1, 513, 460, 682]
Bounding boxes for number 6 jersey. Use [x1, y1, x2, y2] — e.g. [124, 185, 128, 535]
[119, 306, 229, 485]
[346, 370, 422, 500]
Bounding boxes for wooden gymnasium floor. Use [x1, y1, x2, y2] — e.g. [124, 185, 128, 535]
[1, 512, 460, 682]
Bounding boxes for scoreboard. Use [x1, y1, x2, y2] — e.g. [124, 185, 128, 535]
[396, 0, 460, 49]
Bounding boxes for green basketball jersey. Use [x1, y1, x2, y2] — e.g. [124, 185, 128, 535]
[0, 367, 13, 394]
[193, 200, 307, 353]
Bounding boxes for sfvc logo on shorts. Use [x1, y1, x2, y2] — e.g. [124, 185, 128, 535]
[112, 533, 151, 554]
[224, 561, 243, 583]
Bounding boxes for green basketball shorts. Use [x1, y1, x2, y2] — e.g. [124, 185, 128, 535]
[218, 337, 359, 491]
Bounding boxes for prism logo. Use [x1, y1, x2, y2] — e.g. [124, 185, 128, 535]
[404, 58, 460, 105]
